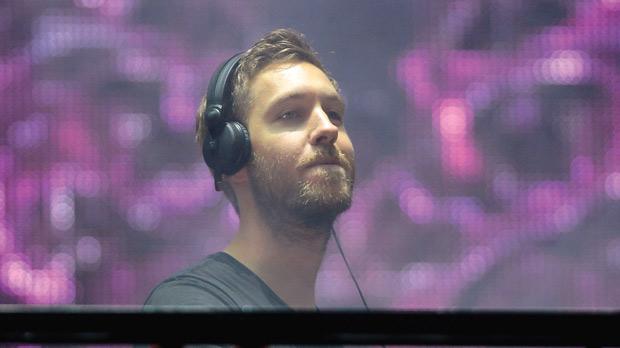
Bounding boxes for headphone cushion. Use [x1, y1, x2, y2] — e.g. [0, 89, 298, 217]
[216, 121, 251, 175]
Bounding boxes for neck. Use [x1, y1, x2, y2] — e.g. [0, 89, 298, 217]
[224, 205, 331, 309]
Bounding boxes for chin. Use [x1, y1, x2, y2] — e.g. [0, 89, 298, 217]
[291, 198, 352, 228]
[295, 181, 353, 215]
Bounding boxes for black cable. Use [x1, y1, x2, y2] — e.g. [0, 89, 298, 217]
[331, 227, 386, 348]
[330, 227, 370, 310]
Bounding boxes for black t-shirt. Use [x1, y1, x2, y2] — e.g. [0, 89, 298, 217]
[144, 252, 290, 310]
[143, 252, 349, 348]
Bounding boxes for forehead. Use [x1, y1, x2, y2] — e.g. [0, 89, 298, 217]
[246, 61, 341, 115]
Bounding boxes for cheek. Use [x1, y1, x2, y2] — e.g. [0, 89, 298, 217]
[253, 135, 302, 168]
[266, 132, 306, 154]
[338, 133, 355, 158]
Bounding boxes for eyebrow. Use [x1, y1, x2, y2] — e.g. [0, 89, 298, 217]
[269, 91, 345, 109]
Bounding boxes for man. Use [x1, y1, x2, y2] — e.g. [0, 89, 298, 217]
[145, 28, 355, 310]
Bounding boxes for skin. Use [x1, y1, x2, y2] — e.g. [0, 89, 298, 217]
[223, 61, 355, 309]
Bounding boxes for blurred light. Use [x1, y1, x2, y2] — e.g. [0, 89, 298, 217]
[50, 252, 76, 275]
[443, 145, 483, 179]
[114, 113, 152, 148]
[30, 269, 74, 304]
[400, 263, 436, 290]
[348, 190, 370, 212]
[459, 247, 492, 278]
[50, 163, 78, 186]
[316, 270, 352, 300]
[570, 156, 594, 184]
[338, 215, 366, 236]
[365, 270, 398, 297]
[434, 99, 482, 180]
[398, 187, 434, 224]
[526, 182, 564, 213]
[601, 0, 620, 10]
[30, 270, 51, 303]
[552, 204, 580, 230]
[74, 170, 104, 197]
[161, 65, 197, 132]
[7, 115, 48, 149]
[335, 210, 369, 253]
[389, 171, 415, 194]
[504, 98, 540, 130]
[152, 172, 217, 212]
[108, 155, 131, 187]
[56, 116, 98, 165]
[60, 279, 76, 303]
[436, 99, 471, 139]
[397, 53, 436, 108]
[162, 96, 196, 132]
[74, 0, 104, 8]
[76, 236, 102, 266]
[465, 82, 492, 109]
[447, 197, 483, 226]
[1, 255, 32, 296]
[101, 0, 135, 17]
[536, 50, 590, 84]
[16, 176, 40, 209]
[50, 188, 75, 231]
[45, 272, 70, 304]
[117, 51, 160, 81]
[604, 172, 620, 199]
[32, 15, 117, 61]
[127, 200, 162, 231]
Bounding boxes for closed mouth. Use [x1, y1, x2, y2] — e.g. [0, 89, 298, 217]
[304, 158, 341, 168]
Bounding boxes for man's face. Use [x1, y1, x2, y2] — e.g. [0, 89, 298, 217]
[244, 61, 355, 228]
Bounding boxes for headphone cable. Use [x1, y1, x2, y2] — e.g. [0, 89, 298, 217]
[331, 227, 388, 348]
[330, 227, 370, 310]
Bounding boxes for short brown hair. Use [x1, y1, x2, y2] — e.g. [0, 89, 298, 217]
[195, 28, 338, 145]
[195, 28, 339, 213]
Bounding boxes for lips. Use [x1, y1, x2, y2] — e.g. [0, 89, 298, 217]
[302, 157, 342, 169]
[299, 147, 352, 171]
[308, 158, 340, 166]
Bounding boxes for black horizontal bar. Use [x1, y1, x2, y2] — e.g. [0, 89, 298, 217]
[0, 306, 618, 346]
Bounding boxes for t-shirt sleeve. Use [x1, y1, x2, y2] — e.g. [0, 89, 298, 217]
[144, 277, 237, 309]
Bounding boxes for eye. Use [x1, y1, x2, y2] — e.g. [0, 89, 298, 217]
[279, 110, 299, 121]
[327, 111, 343, 125]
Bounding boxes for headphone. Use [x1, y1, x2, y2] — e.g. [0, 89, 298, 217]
[201, 53, 251, 191]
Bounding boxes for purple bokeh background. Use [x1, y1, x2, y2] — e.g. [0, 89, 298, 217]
[1, 0, 620, 309]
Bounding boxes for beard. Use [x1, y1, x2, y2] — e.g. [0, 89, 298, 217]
[247, 145, 355, 235]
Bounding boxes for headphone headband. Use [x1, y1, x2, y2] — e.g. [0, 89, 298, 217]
[202, 53, 251, 191]
[205, 53, 243, 131]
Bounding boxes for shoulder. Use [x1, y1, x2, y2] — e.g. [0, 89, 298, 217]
[144, 253, 239, 309]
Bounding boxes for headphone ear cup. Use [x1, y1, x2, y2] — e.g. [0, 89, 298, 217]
[202, 107, 221, 171]
[216, 121, 251, 175]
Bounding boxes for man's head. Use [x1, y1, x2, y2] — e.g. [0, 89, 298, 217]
[196, 29, 355, 229]
[196, 29, 336, 146]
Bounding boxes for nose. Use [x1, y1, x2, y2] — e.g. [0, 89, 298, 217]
[308, 107, 339, 146]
